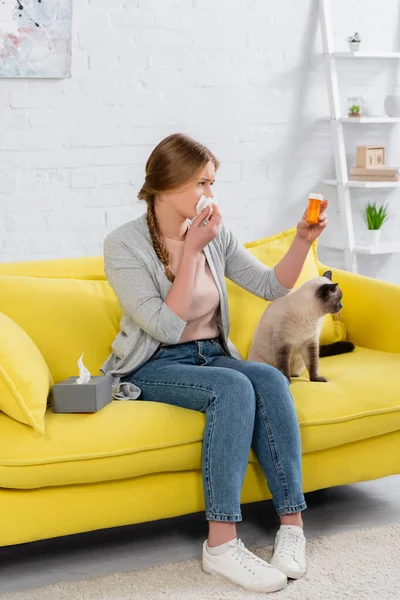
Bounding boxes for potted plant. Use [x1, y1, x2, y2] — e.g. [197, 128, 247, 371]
[349, 103, 361, 117]
[348, 32, 361, 52]
[360, 202, 389, 246]
[348, 96, 364, 117]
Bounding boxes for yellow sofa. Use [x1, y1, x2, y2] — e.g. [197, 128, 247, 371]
[0, 228, 399, 548]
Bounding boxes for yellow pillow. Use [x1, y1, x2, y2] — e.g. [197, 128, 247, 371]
[0, 312, 53, 433]
[227, 228, 346, 359]
[0, 275, 121, 385]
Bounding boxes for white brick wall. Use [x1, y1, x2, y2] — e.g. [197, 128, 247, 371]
[1, 0, 400, 281]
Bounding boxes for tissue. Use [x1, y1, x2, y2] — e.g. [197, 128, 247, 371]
[196, 194, 214, 215]
[76, 353, 91, 384]
[195, 195, 216, 225]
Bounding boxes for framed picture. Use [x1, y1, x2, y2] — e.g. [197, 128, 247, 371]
[0, 0, 72, 78]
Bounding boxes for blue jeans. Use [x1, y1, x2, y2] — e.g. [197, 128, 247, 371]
[122, 338, 307, 522]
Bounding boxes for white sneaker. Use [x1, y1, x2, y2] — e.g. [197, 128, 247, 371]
[270, 525, 307, 579]
[202, 538, 287, 593]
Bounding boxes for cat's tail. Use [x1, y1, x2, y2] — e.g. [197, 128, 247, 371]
[319, 341, 355, 358]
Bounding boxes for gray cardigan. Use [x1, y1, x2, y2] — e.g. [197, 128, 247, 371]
[100, 213, 290, 389]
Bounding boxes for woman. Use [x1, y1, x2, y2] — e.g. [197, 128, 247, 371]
[101, 133, 328, 594]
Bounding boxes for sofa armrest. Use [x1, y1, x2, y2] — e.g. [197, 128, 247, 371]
[318, 262, 400, 354]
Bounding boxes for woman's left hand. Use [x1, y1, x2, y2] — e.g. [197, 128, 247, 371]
[296, 199, 329, 244]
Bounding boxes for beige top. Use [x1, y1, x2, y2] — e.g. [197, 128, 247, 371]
[164, 237, 220, 343]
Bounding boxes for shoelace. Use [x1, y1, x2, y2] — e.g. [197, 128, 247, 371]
[278, 530, 303, 558]
[231, 539, 272, 573]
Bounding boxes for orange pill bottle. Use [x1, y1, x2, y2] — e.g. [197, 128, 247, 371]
[306, 193, 323, 225]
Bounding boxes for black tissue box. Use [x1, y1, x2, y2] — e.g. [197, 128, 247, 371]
[52, 376, 113, 413]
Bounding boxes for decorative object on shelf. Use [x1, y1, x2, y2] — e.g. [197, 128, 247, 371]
[348, 32, 361, 52]
[360, 202, 390, 246]
[356, 145, 385, 168]
[384, 94, 400, 117]
[348, 96, 364, 117]
[350, 166, 400, 182]
[348, 105, 361, 117]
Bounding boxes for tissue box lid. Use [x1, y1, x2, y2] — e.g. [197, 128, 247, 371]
[56, 376, 110, 387]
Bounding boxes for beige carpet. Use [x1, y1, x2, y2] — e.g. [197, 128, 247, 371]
[2, 524, 399, 600]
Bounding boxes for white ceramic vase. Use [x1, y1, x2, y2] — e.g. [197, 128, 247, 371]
[384, 95, 400, 118]
[363, 229, 381, 247]
[348, 41, 361, 52]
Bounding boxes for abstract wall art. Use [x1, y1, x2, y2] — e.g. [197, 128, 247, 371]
[0, 0, 72, 78]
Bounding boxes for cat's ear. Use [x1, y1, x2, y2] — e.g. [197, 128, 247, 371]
[317, 282, 340, 302]
[323, 270, 333, 281]
[316, 283, 332, 299]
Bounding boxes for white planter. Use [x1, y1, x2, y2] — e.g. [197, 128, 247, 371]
[348, 41, 361, 52]
[362, 229, 381, 247]
[384, 95, 400, 117]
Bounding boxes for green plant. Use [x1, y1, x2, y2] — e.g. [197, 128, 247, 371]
[349, 104, 361, 114]
[361, 202, 390, 230]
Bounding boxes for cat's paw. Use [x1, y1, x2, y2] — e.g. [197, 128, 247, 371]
[310, 375, 328, 383]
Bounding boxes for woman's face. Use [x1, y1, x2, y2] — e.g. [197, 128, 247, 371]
[157, 160, 216, 220]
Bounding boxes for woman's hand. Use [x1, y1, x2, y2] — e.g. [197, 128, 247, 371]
[296, 199, 329, 244]
[184, 204, 222, 255]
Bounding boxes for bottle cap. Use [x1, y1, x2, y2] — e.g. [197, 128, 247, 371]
[308, 193, 324, 201]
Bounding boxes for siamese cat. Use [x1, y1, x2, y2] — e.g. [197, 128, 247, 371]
[248, 271, 354, 383]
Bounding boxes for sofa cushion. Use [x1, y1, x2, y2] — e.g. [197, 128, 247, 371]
[227, 228, 346, 359]
[0, 256, 105, 280]
[0, 400, 205, 489]
[0, 312, 53, 434]
[292, 346, 400, 452]
[0, 346, 398, 490]
[0, 275, 121, 384]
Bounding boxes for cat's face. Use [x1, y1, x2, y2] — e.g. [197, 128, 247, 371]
[316, 270, 343, 314]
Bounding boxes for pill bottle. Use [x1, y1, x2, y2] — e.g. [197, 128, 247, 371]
[306, 193, 323, 225]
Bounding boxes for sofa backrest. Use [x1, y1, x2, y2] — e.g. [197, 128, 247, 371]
[0, 228, 346, 382]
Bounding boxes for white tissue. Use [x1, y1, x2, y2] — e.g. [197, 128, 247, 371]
[196, 194, 214, 216]
[76, 353, 91, 384]
[195, 195, 217, 225]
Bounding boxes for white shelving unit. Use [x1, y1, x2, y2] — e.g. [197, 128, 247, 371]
[333, 52, 400, 59]
[325, 240, 400, 254]
[340, 117, 400, 123]
[319, 0, 400, 272]
[324, 180, 400, 189]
